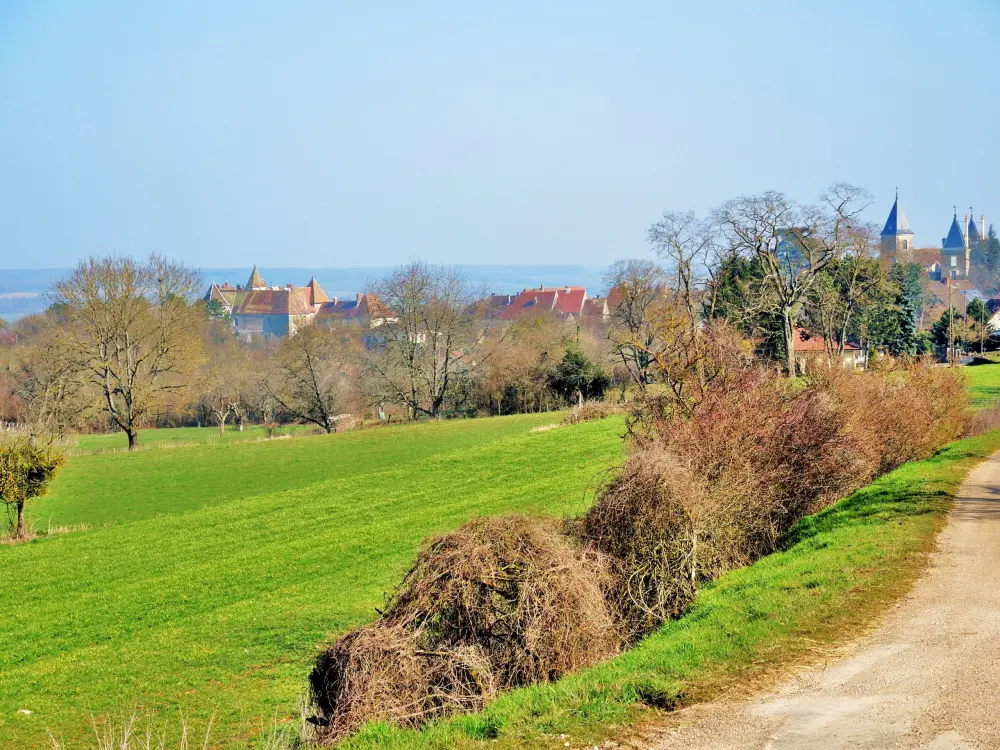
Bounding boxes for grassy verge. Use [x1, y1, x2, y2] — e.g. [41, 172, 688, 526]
[336, 428, 1000, 750]
[964, 362, 1000, 409]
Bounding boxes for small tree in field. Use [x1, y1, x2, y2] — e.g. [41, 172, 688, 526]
[0, 436, 64, 540]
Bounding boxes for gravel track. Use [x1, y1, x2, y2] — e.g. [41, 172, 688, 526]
[649, 449, 1000, 750]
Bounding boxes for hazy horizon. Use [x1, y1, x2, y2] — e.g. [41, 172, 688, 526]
[3, 1, 999, 269]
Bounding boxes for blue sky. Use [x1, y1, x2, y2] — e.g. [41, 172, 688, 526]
[1, 0, 998, 269]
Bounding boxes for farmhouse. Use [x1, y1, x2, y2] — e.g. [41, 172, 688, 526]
[792, 327, 866, 373]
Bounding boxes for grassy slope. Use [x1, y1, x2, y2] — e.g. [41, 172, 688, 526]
[1, 416, 623, 749]
[337, 430, 1000, 750]
[33, 415, 566, 527]
[964, 362, 1000, 409]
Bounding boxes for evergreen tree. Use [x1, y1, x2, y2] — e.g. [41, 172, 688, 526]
[888, 289, 918, 356]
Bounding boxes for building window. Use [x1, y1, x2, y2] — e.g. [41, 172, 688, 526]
[902, 240, 908, 250]
[951, 255, 958, 267]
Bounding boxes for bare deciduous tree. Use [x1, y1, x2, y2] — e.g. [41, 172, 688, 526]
[266, 324, 344, 433]
[604, 260, 664, 393]
[9, 314, 95, 434]
[365, 262, 487, 419]
[52, 254, 204, 449]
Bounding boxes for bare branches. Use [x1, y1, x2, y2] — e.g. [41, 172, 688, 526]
[365, 262, 485, 419]
[51, 254, 203, 449]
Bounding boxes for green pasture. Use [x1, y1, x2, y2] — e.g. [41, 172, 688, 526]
[68, 425, 313, 454]
[1, 414, 623, 748]
[35, 415, 567, 528]
[965, 362, 1000, 409]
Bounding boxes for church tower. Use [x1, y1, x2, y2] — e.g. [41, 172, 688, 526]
[941, 210, 970, 279]
[880, 191, 915, 262]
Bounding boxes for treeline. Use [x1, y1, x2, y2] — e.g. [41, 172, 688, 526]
[0, 183, 976, 445]
[0, 258, 617, 447]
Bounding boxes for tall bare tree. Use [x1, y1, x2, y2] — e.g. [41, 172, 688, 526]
[52, 254, 203, 449]
[648, 211, 718, 396]
[604, 259, 664, 393]
[365, 262, 486, 419]
[713, 184, 873, 376]
[266, 324, 345, 433]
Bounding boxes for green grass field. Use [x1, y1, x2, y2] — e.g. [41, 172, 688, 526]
[965, 362, 1000, 409]
[1, 414, 624, 748]
[68, 425, 314, 454]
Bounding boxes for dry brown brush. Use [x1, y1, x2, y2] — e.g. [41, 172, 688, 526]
[310, 357, 970, 741]
[309, 516, 619, 742]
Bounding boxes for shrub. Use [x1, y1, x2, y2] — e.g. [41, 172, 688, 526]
[0, 434, 64, 540]
[310, 516, 619, 743]
[582, 448, 697, 638]
[309, 358, 972, 740]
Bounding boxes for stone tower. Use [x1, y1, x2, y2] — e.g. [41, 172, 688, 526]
[879, 191, 915, 262]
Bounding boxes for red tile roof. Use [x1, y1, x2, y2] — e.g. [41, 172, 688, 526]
[582, 298, 608, 317]
[498, 290, 559, 320]
[555, 288, 587, 315]
[316, 293, 393, 323]
[793, 327, 860, 353]
[605, 286, 623, 314]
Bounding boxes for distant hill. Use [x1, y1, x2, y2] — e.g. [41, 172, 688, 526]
[0, 264, 610, 320]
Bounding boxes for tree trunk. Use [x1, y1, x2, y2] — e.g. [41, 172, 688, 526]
[15, 500, 26, 539]
[127, 429, 139, 451]
[783, 308, 796, 377]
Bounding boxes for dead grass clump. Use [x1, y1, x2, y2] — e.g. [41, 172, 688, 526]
[563, 400, 627, 425]
[388, 516, 620, 686]
[310, 516, 619, 742]
[309, 622, 495, 741]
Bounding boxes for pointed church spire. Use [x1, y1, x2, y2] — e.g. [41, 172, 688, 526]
[246, 265, 266, 290]
[881, 192, 913, 237]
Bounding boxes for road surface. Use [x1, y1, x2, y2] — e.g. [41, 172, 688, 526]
[650, 449, 1000, 750]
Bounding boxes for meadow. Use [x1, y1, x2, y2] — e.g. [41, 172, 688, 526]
[965, 362, 1000, 409]
[1, 414, 625, 748]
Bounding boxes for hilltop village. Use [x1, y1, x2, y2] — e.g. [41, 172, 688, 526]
[879, 193, 1000, 327]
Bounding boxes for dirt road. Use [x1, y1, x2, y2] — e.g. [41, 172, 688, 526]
[650, 450, 1000, 750]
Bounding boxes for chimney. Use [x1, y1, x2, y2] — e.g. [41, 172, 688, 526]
[356, 293, 362, 304]
[983, 214, 987, 239]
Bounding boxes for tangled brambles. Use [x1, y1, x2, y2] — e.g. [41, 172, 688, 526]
[309, 622, 496, 741]
[310, 516, 619, 743]
[310, 359, 970, 742]
[583, 451, 697, 639]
